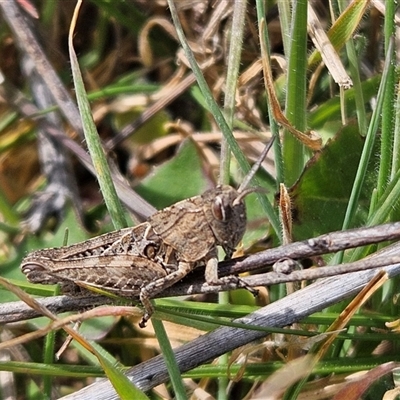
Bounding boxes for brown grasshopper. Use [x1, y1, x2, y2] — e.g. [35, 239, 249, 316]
[22, 140, 274, 327]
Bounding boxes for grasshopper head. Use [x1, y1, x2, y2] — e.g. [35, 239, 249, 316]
[201, 139, 274, 258]
[202, 185, 250, 259]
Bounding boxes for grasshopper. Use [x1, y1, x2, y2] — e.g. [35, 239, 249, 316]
[22, 139, 274, 327]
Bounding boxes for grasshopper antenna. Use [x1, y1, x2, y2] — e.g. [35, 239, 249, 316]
[237, 135, 275, 193]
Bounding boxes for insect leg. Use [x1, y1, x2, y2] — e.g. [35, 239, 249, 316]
[139, 261, 193, 327]
[205, 257, 258, 295]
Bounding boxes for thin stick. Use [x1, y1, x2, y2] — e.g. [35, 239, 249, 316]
[220, 221, 400, 275]
[238, 136, 275, 192]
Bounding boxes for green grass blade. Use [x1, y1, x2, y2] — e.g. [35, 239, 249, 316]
[283, 0, 309, 186]
[92, 342, 150, 400]
[220, 0, 247, 185]
[152, 318, 187, 400]
[68, 2, 127, 230]
[377, 2, 396, 198]
[333, 38, 394, 264]
[391, 80, 400, 178]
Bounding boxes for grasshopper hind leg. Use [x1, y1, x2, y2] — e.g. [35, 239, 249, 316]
[139, 261, 193, 327]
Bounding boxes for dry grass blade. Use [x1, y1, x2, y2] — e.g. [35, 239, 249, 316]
[259, 18, 322, 151]
[106, 72, 197, 150]
[0, 305, 139, 352]
[315, 270, 388, 358]
[278, 183, 292, 245]
[139, 17, 178, 66]
[332, 362, 400, 400]
[307, 3, 352, 89]
[249, 355, 315, 400]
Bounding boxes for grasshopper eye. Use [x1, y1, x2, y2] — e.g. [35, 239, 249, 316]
[21, 262, 45, 274]
[212, 196, 231, 221]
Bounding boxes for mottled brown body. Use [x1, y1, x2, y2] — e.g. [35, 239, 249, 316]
[22, 185, 250, 326]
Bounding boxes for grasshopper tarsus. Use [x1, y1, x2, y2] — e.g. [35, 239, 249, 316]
[139, 319, 147, 329]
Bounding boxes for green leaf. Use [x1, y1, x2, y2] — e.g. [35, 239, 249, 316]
[113, 108, 170, 145]
[290, 124, 369, 240]
[135, 139, 208, 209]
